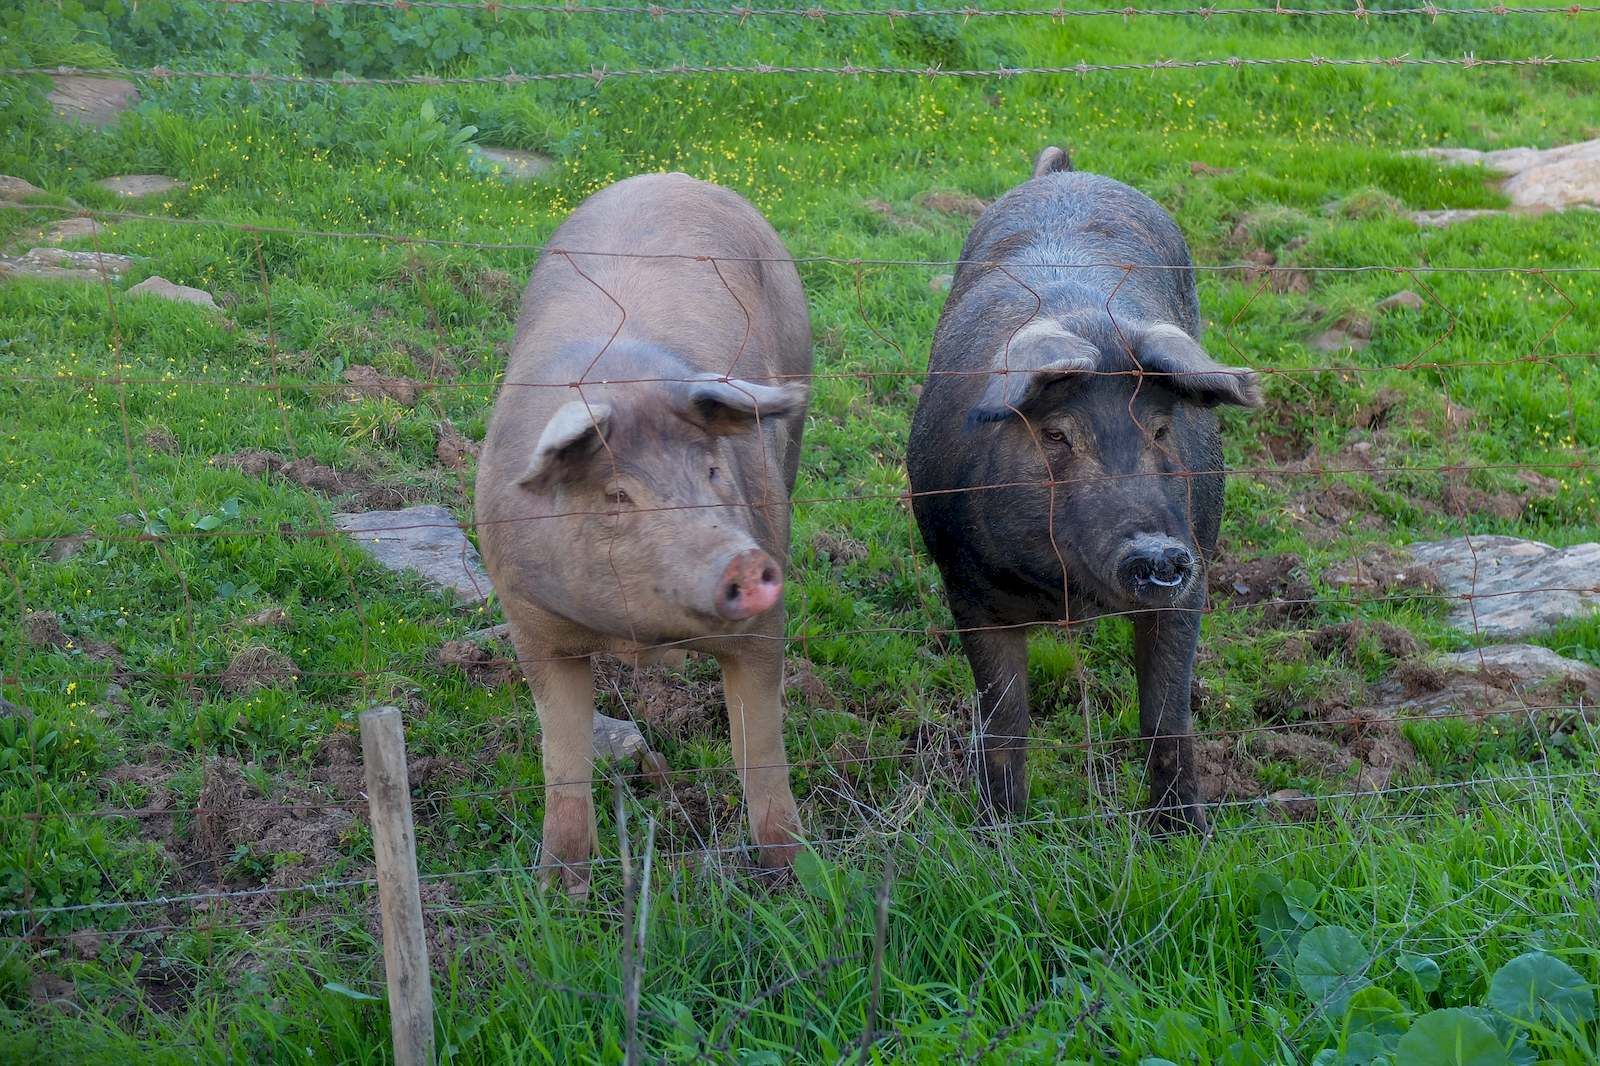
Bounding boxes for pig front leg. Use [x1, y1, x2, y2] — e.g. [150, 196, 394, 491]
[717, 641, 802, 870]
[1131, 608, 1208, 835]
[957, 618, 1032, 819]
[515, 639, 599, 896]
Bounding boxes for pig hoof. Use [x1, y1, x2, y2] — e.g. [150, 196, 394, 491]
[536, 859, 593, 899]
[1144, 798, 1209, 838]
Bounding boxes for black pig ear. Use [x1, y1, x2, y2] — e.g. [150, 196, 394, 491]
[967, 320, 1098, 427]
[1032, 145, 1073, 178]
[1133, 324, 1262, 408]
[518, 400, 613, 491]
[673, 375, 807, 436]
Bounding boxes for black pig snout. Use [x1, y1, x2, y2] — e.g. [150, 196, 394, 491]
[1118, 535, 1195, 601]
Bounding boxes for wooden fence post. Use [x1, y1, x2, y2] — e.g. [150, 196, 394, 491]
[361, 705, 435, 1066]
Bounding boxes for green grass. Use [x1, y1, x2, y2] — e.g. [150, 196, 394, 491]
[2, 1, 1600, 1062]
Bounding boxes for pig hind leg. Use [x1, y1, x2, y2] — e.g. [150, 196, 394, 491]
[717, 640, 802, 870]
[512, 629, 600, 895]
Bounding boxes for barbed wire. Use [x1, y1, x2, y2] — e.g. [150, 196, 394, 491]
[8, 54, 1600, 89]
[196, 0, 1600, 20]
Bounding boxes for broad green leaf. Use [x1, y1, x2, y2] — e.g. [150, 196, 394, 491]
[1486, 951, 1595, 1026]
[1394, 1009, 1512, 1066]
[322, 981, 381, 1002]
[1255, 873, 1305, 971]
[1296, 925, 1374, 1018]
[1285, 879, 1320, 927]
[1345, 985, 1409, 1039]
[1399, 953, 1442, 994]
[793, 848, 830, 900]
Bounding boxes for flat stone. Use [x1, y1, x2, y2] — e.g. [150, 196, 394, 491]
[1502, 158, 1600, 212]
[1406, 536, 1600, 638]
[1375, 289, 1424, 313]
[1408, 137, 1600, 175]
[95, 174, 187, 199]
[1408, 209, 1508, 228]
[48, 76, 139, 128]
[463, 622, 510, 644]
[334, 505, 491, 605]
[128, 275, 219, 311]
[594, 713, 648, 761]
[1308, 327, 1368, 353]
[1367, 643, 1600, 719]
[0, 176, 43, 201]
[0, 246, 135, 282]
[467, 145, 554, 182]
[42, 217, 103, 242]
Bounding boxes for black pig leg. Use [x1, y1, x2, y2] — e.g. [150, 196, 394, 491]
[958, 618, 1032, 819]
[1132, 608, 1208, 834]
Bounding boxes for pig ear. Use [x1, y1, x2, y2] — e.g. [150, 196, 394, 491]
[1133, 324, 1263, 408]
[673, 375, 807, 436]
[518, 401, 613, 491]
[1032, 145, 1073, 178]
[967, 319, 1098, 427]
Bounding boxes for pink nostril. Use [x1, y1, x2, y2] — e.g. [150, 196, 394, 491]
[715, 549, 783, 621]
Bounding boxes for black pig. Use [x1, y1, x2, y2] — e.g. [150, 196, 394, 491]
[907, 146, 1261, 831]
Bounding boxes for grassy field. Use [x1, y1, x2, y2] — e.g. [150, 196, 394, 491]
[3, 1, 1600, 1062]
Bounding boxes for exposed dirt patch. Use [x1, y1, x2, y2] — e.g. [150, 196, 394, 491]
[214, 449, 423, 511]
[28, 972, 77, 1011]
[785, 657, 837, 709]
[1441, 480, 1527, 521]
[863, 198, 922, 230]
[1352, 388, 1405, 431]
[435, 639, 516, 687]
[237, 607, 289, 628]
[46, 533, 89, 562]
[1190, 161, 1237, 176]
[219, 646, 300, 696]
[189, 757, 357, 889]
[1322, 546, 1441, 597]
[471, 268, 522, 316]
[918, 191, 988, 218]
[811, 529, 869, 566]
[21, 609, 121, 665]
[593, 654, 723, 738]
[342, 364, 423, 407]
[1309, 620, 1422, 662]
[142, 426, 179, 454]
[435, 420, 480, 471]
[1207, 553, 1317, 626]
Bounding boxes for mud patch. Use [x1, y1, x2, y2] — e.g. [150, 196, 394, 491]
[214, 449, 422, 511]
[918, 191, 988, 218]
[435, 420, 480, 471]
[811, 530, 869, 566]
[189, 757, 356, 888]
[785, 658, 837, 709]
[435, 639, 516, 687]
[1207, 553, 1317, 626]
[21, 609, 121, 665]
[142, 426, 180, 454]
[1309, 620, 1422, 662]
[219, 646, 300, 696]
[593, 654, 723, 738]
[343, 365, 423, 407]
[1440, 481, 1527, 521]
[1322, 546, 1441, 598]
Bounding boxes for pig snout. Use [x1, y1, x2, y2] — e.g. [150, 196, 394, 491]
[713, 547, 784, 621]
[1117, 535, 1195, 602]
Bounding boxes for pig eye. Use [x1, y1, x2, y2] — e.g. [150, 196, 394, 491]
[1152, 424, 1171, 442]
[605, 486, 632, 506]
[708, 466, 720, 483]
[1042, 428, 1070, 446]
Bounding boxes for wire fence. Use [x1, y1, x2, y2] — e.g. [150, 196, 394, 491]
[3, 27, 1599, 1063]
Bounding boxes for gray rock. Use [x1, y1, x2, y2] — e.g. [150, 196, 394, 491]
[1408, 208, 1508, 228]
[41, 217, 103, 242]
[1407, 535, 1600, 638]
[1503, 158, 1600, 212]
[466, 145, 554, 182]
[0, 246, 135, 282]
[49, 76, 139, 128]
[128, 275, 220, 311]
[463, 622, 510, 645]
[1407, 138, 1600, 213]
[1375, 289, 1424, 313]
[95, 175, 187, 199]
[334, 505, 491, 605]
[1308, 327, 1368, 353]
[1369, 642, 1600, 719]
[593, 713, 648, 761]
[0, 176, 43, 201]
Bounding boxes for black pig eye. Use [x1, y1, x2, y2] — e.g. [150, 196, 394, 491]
[708, 466, 720, 482]
[1043, 428, 1069, 445]
[606, 487, 632, 506]
[1152, 424, 1171, 442]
